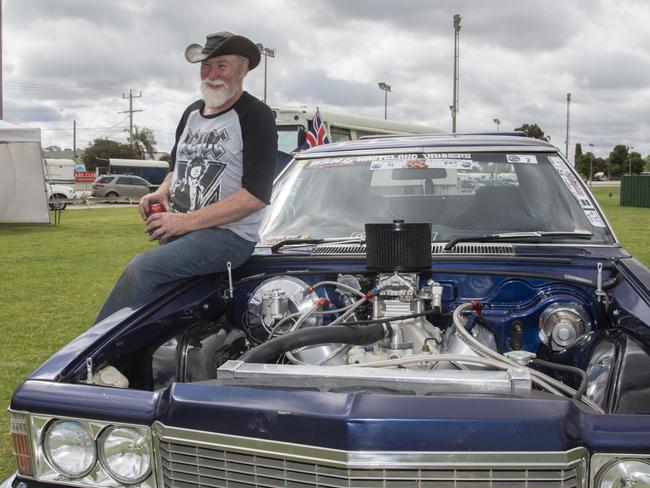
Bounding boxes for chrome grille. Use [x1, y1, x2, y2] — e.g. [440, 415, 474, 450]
[154, 423, 587, 488]
[312, 243, 514, 256]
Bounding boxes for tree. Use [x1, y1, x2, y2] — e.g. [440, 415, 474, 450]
[158, 153, 172, 164]
[131, 126, 157, 160]
[514, 123, 549, 141]
[609, 145, 630, 177]
[84, 138, 139, 170]
[574, 143, 583, 166]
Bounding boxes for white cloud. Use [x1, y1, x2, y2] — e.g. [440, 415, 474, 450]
[3, 0, 650, 160]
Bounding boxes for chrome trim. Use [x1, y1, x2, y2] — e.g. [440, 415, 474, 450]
[26, 412, 156, 488]
[590, 453, 650, 487]
[153, 422, 588, 486]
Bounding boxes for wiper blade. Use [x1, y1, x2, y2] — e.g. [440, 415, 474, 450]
[271, 237, 364, 253]
[443, 231, 593, 251]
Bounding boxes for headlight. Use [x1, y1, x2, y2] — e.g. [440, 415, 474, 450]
[99, 426, 152, 484]
[595, 458, 650, 488]
[43, 420, 96, 478]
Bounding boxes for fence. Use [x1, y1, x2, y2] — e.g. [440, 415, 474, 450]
[620, 175, 650, 208]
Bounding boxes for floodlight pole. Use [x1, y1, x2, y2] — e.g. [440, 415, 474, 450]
[493, 118, 501, 131]
[588, 143, 594, 187]
[451, 14, 461, 133]
[628, 145, 634, 176]
[565, 93, 571, 160]
[378, 82, 391, 120]
[257, 43, 276, 104]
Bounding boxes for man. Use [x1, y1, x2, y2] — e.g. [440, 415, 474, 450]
[95, 32, 277, 323]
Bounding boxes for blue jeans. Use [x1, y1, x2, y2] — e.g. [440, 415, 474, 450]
[95, 227, 256, 324]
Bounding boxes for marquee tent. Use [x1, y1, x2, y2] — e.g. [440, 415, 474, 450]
[0, 120, 49, 223]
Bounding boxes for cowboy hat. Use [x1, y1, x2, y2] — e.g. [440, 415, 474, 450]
[185, 31, 261, 69]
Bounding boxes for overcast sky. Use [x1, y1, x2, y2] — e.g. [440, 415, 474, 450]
[3, 0, 649, 161]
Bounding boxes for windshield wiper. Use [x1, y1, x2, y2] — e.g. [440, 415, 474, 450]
[443, 231, 594, 251]
[270, 237, 364, 253]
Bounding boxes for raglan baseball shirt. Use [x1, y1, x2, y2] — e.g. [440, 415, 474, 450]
[169, 92, 277, 242]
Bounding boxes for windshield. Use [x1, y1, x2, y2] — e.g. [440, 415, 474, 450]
[260, 151, 614, 244]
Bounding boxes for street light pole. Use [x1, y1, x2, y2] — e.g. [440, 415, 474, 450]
[565, 93, 571, 160]
[588, 143, 594, 187]
[628, 145, 634, 176]
[493, 118, 500, 131]
[256, 43, 275, 104]
[377, 82, 391, 120]
[451, 14, 461, 133]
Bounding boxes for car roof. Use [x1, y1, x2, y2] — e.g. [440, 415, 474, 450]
[296, 133, 557, 157]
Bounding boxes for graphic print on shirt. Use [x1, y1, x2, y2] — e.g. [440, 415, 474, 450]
[171, 128, 229, 212]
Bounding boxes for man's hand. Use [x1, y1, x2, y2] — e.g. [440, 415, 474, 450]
[139, 191, 170, 220]
[145, 211, 193, 243]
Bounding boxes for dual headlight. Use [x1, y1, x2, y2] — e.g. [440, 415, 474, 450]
[43, 420, 151, 483]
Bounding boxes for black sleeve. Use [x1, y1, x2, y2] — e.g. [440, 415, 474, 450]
[170, 100, 204, 170]
[240, 100, 278, 204]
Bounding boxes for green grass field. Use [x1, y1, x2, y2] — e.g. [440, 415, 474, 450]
[0, 187, 649, 476]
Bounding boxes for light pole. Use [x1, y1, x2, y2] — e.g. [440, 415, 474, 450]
[588, 143, 594, 187]
[378, 82, 391, 120]
[493, 118, 501, 131]
[565, 93, 571, 160]
[256, 43, 276, 104]
[451, 14, 461, 133]
[628, 145, 634, 176]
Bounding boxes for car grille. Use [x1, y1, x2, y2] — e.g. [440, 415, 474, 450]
[312, 243, 515, 256]
[154, 424, 587, 488]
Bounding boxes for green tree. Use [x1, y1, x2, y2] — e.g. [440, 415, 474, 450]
[574, 143, 583, 166]
[131, 126, 157, 160]
[158, 153, 172, 164]
[514, 123, 549, 141]
[84, 138, 139, 170]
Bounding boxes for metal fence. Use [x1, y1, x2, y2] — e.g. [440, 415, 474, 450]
[620, 175, 650, 208]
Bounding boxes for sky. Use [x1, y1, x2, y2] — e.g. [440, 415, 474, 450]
[3, 0, 650, 162]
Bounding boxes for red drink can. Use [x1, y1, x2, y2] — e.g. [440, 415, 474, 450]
[148, 203, 165, 216]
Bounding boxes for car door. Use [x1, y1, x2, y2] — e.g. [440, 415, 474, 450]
[129, 177, 150, 198]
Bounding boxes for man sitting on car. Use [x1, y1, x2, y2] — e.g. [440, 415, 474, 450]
[94, 31, 277, 323]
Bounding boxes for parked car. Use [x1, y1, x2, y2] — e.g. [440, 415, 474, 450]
[6, 133, 650, 488]
[91, 174, 153, 201]
[45, 182, 75, 210]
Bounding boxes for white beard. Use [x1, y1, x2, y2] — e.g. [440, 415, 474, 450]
[201, 79, 237, 109]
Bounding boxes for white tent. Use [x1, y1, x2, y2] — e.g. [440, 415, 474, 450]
[0, 120, 50, 223]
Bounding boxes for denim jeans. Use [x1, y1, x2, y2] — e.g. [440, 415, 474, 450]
[95, 227, 256, 324]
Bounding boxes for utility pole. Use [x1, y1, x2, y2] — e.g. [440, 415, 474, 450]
[565, 93, 571, 161]
[73, 120, 77, 163]
[493, 118, 501, 131]
[451, 14, 461, 133]
[378, 82, 391, 120]
[121, 90, 142, 147]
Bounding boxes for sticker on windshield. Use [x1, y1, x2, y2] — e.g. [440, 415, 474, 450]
[548, 156, 606, 227]
[506, 154, 538, 164]
[307, 157, 357, 168]
[584, 209, 606, 227]
[369, 155, 475, 170]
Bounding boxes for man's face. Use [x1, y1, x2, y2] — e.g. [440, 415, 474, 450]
[189, 165, 202, 179]
[200, 54, 247, 109]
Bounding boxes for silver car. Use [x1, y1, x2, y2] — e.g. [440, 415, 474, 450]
[91, 174, 152, 201]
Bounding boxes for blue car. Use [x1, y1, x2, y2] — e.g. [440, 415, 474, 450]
[6, 133, 650, 488]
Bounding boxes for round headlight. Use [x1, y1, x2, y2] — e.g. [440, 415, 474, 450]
[596, 459, 650, 488]
[99, 427, 151, 483]
[43, 420, 96, 478]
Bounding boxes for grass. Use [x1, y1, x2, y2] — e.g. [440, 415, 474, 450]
[0, 189, 649, 476]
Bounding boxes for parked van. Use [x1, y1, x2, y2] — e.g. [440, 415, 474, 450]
[43, 158, 75, 186]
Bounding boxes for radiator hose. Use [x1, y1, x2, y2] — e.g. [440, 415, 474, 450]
[240, 323, 389, 363]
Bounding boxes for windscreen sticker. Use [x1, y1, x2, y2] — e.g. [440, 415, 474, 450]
[369, 155, 476, 170]
[306, 157, 358, 168]
[584, 209, 606, 227]
[548, 156, 606, 227]
[506, 154, 538, 164]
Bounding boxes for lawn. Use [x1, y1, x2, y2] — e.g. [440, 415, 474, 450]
[0, 187, 649, 476]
